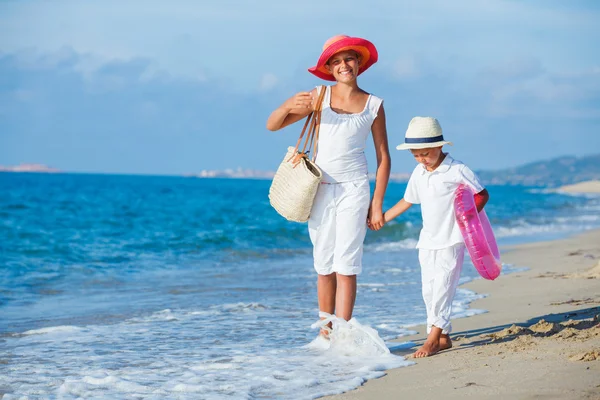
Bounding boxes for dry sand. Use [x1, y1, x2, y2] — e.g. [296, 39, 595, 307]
[558, 180, 600, 194]
[327, 229, 600, 400]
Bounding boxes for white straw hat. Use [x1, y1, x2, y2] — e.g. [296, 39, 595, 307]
[396, 116, 453, 150]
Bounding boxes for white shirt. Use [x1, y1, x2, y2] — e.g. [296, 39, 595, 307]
[315, 86, 383, 183]
[404, 153, 485, 250]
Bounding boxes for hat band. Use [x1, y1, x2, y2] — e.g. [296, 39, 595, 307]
[405, 135, 444, 144]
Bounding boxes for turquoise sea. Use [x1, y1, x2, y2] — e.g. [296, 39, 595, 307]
[1, 172, 599, 399]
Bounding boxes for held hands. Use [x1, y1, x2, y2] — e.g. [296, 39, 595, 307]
[283, 92, 314, 111]
[367, 206, 385, 231]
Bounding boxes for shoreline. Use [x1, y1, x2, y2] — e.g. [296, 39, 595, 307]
[328, 228, 600, 400]
[557, 180, 600, 194]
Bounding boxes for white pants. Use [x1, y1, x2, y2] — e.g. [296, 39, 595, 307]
[308, 178, 371, 276]
[418, 243, 465, 334]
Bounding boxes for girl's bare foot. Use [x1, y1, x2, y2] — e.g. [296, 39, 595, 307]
[319, 327, 331, 339]
[319, 319, 332, 340]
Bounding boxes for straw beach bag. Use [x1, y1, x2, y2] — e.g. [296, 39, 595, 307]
[269, 86, 327, 222]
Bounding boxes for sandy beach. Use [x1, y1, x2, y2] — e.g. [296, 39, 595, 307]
[328, 228, 600, 400]
[558, 180, 600, 194]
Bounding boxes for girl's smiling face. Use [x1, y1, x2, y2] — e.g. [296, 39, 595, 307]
[326, 51, 360, 82]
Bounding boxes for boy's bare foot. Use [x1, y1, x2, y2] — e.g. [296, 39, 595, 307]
[440, 334, 453, 351]
[412, 340, 440, 358]
[412, 327, 452, 358]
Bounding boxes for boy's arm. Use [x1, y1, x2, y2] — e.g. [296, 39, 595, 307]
[474, 189, 489, 213]
[384, 199, 413, 223]
[459, 164, 488, 212]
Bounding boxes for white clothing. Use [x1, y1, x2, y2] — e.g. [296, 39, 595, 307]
[404, 153, 484, 249]
[307, 85, 382, 276]
[419, 243, 465, 334]
[308, 177, 371, 276]
[315, 85, 383, 183]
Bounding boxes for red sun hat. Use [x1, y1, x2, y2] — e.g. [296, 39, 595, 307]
[308, 35, 378, 81]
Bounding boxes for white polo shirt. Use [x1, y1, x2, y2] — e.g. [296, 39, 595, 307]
[404, 153, 485, 250]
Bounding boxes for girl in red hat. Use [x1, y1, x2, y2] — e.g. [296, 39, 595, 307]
[267, 35, 391, 341]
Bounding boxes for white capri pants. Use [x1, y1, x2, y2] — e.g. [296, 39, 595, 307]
[418, 243, 465, 334]
[308, 177, 371, 276]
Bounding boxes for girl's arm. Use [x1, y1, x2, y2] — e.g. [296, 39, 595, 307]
[367, 104, 391, 231]
[384, 199, 413, 222]
[266, 89, 317, 131]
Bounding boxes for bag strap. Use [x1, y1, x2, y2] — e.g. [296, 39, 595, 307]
[289, 85, 326, 162]
[310, 90, 325, 162]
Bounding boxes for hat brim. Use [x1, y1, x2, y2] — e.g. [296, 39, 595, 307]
[308, 37, 378, 81]
[396, 141, 453, 150]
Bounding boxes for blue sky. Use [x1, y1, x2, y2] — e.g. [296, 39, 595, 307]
[1, 0, 599, 175]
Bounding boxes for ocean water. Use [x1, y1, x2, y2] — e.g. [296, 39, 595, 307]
[1, 172, 599, 399]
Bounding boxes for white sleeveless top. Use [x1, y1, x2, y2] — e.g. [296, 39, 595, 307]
[315, 85, 383, 183]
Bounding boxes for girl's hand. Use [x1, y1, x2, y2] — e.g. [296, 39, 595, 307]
[267, 88, 318, 131]
[367, 206, 385, 231]
[282, 92, 314, 111]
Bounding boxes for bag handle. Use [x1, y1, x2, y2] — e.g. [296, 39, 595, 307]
[289, 85, 326, 164]
[309, 90, 325, 162]
[302, 85, 326, 161]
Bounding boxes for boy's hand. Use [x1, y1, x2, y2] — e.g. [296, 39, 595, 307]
[367, 207, 385, 231]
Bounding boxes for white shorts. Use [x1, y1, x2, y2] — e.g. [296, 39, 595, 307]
[308, 177, 371, 276]
[418, 243, 465, 334]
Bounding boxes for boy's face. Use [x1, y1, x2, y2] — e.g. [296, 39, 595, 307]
[410, 147, 443, 170]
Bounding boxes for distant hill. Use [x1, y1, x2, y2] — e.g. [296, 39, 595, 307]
[476, 153, 600, 187]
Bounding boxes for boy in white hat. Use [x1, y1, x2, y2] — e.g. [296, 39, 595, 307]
[383, 116, 489, 358]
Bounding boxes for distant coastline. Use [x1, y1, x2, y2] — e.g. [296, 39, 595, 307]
[0, 164, 61, 173]
[185, 153, 600, 185]
[184, 169, 411, 182]
[184, 168, 275, 180]
[2, 153, 598, 186]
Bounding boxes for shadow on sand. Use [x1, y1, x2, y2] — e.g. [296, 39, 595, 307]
[390, 306, 600, 357]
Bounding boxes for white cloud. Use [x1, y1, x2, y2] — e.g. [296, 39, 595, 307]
[392, 57, 420, 80]
[484, 66, 600, 117]
[136, 101, 159, 119]
[481, 57, 545, 81]
[14, 89, 35, 102]
[1, 0, 598, 88]
[259, 73, 278, 91]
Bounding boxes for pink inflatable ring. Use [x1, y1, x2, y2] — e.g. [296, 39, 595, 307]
[454, 184, 502, 280]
